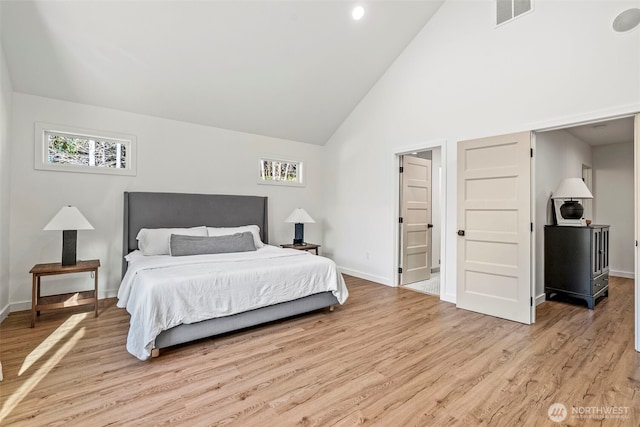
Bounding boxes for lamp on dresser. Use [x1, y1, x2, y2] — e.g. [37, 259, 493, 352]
[44, 206, 94, 266]
[551, 178, 593, 226]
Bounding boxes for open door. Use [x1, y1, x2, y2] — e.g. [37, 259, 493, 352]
[457, 131, 532, 324]
[400, 155, 432, 285]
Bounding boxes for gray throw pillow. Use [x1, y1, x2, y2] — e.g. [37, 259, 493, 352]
[170, 232, 256, 256]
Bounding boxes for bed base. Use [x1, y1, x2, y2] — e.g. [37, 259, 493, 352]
[151, 291, 339, 356]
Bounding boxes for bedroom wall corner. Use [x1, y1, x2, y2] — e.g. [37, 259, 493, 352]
[8, 94, 326, 310]
[0, 42, 14, 322]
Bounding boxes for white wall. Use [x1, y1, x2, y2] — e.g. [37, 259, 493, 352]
[593, 142, 635, 277]
[323, 0, 640, 300]
[0, 45, 13, 321]
[534, 130, 592, 300]
[9, 93, 326, 310]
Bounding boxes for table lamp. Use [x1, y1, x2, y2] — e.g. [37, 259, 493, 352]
[44, 206, 94, 266]
[552, 178, 593, 218]
[285, 208, 314, 245]
[551, 178, 593, 226]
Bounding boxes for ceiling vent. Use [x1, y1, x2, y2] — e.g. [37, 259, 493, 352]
[496, 0, 532, 26]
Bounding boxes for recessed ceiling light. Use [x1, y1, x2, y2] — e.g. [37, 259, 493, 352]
[352, 6, 365, 21]
[613, 8, 640, 32]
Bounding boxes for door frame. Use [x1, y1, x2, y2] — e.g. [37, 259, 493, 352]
[393, 139, 449, 301]
[581, 163, 593, 221]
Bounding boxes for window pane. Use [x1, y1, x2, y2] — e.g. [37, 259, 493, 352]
[514, 0, 531, 17]
[259, 159, 300, 183]
[496, 0, 513, 25]
[46, 133, 127, 169]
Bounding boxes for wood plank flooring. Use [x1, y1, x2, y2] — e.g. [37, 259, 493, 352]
[1, 275, 638, 426]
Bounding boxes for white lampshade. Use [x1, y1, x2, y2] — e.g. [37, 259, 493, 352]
[44, 206, 94, 231]
[284, 208, 315, 224]
[551, 178, 593, 199]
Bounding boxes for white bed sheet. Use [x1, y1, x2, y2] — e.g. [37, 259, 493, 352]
[117, 245, 348, 360]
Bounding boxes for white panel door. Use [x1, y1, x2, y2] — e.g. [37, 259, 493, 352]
[457, 131, 532, 324]
[400, 156, 432, 285]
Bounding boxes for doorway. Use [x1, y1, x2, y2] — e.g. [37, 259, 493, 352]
[396, 146, 444, 297]
[582, 164, 593, 221]
[534, 116, 635, 288]
[534, 116, 636, 297]
[534, 114, 639, 352]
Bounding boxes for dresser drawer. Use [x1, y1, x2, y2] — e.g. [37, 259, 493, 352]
[592, 274, 608, 295]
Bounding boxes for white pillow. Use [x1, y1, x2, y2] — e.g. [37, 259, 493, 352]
[207, 225, 265, 248]
[136, 226, 207, 256]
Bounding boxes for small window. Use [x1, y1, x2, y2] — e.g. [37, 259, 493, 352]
[258, 157, 304, 187]
[35, 123, 137, 176]
[496, 0, 532, 26]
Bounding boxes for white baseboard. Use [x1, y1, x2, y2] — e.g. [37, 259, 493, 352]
[101, 288, 119, 299]
[536, 293, 546, 305]
[609, 270, 635, 279]
[10, 301, 31, 312]
[338, 267, 393, 287]
[0, 303, 10, 324]
[440, 293, 456, 304]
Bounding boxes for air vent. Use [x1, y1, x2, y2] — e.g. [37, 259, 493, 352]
[497, 0, 532, 26]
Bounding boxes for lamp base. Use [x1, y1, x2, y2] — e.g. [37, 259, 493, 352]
[62, 230, 77, 266]
[559, 200, 584, 219]
[553, 200, 587, 227]
[293, 223, 305, 246]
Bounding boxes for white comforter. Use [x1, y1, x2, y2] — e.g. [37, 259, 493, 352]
[117, 245, 348, 360]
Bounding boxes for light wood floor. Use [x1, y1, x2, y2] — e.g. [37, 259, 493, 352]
[1, 275, 638, 426]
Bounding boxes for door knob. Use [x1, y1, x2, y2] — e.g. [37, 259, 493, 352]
[457, 230, 465, 236]
[428, 224, 434, 228]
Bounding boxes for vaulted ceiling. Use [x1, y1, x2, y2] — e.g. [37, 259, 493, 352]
[1, 1, 444, 145]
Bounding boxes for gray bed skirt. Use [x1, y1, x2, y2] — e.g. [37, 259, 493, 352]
[155, 292, 338, 349]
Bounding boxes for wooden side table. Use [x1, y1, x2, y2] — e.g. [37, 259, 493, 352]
[30, 259, 100, 327]
[280, 243, 320, 255]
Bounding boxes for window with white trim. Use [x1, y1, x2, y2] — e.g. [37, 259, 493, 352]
[496, 0, 532, 26]
[258, 157, 304, 187]
[35, 123, 136, 176]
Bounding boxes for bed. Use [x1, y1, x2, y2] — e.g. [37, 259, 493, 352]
[118, 191, 348, 360]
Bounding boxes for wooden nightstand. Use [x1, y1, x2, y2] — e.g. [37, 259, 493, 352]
[280, 243, 320, 255]
[30, 259, 100, 327]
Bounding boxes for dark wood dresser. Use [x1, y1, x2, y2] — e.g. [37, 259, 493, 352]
[544, 225, 609, 309]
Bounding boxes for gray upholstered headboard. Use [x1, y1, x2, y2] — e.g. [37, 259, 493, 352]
[122, 192, 268, 277]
